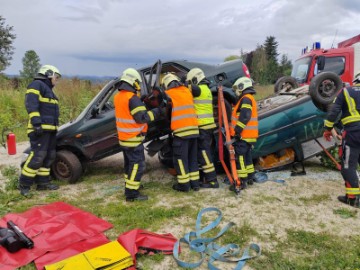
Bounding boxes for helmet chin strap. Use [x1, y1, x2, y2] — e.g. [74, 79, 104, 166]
[235, 89, 242, 97]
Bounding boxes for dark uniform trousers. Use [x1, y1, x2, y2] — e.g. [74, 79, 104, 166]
[123, 144, 146, 198]
[19, 132, 57, 187]
[233, 140, 254, 182]
[198, 129, 216, 182]
[172, 136, 199, 189]
[341, 130, 360, 198]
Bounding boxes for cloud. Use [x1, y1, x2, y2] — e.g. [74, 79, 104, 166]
[2, 0, 360, 76]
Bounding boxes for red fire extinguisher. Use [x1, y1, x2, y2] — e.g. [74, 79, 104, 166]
[2, 128, 16, 155]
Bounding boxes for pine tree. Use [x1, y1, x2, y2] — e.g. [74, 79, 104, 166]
[20, 50, 41, 80]
[0, 16, 16, 73]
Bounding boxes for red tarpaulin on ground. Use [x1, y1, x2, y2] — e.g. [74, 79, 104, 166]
[117, 228, 178, 269]
[0, 201, 113, 270]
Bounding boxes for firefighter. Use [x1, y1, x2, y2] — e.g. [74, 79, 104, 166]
[18, 65, 62, 196]
[230, 77, 258, 190]
[186, 68, 219, 188]
[161, 73, 200, 192]
[114, 68, 163, 202]
[323, 71, 360, 208]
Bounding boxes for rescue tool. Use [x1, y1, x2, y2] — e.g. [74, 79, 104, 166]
[217, 85, 241, 194]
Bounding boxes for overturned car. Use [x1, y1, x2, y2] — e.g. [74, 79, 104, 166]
[23, 59, 342, 183]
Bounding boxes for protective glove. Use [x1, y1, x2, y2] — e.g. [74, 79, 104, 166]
[33, 125, 43, 137]
[323, 129, 332, 142]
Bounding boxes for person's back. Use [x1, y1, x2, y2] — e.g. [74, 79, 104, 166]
[162, 73, 200, 192]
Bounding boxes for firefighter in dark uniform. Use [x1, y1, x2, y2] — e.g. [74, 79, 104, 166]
[323, 71, 360, 208]
[162, 73, 200, 192]
[18, 65, 61, 196]
[230, 77, 258, 190]
[114, 68, 163, 202]
[186, 68, 219, 188]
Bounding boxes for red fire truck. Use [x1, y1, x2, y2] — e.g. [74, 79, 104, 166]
[275, 34, 360, 93]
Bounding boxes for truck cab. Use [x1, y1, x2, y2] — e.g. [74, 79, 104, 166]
[275, 34, 360, 93]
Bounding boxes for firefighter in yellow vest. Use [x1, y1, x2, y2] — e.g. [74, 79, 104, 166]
[230, 77, 258, 190]
[186, 68, 219, 188]
[162, 73, 200, 192]
[114, 68, 163, 201]
[323, 71, 360, 208]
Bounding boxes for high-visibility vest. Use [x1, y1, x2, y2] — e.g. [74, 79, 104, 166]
[193, 84, 216, 129]
[230, 94, 258, 142]
[114, 91, 147, 146]
[166, 86, 199, 137]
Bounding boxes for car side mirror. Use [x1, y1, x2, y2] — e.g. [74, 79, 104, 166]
[91, 107, 99, 117]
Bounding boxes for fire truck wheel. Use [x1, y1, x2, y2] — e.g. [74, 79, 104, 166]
[309, 72, 343, 112]
[274, 76, 299, 93]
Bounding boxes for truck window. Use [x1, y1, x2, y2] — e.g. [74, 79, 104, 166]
[322, 57, 345, 75]
[291, 56, 311, 84]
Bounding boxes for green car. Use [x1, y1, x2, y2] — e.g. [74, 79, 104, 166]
[23, 60, 342, 183]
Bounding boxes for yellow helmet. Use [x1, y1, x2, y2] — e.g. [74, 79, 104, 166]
[38, 65, 61, 78]
[232, 77, 253, 96]
[120, 68, 142, 91]
[186, 68, 205, 85]
[162, 73, 180, 89]
[353, 70, 360, 84]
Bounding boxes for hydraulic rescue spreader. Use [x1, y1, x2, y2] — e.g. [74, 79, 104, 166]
[217, 85, 241, 195]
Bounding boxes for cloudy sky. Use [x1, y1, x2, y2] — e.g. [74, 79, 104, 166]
[2, 0, 360, 77]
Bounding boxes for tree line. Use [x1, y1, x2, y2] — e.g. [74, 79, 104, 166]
[225, 36, 293, 85]
[1, 16, 292, 85]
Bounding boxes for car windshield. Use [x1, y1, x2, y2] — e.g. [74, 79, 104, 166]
[291, 56, 311, 84]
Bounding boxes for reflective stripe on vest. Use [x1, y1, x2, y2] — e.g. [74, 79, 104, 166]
[341, 88, 360, 125]
[114, 91, 147, 144]
[230, 94, 258, 140]
[193, 84, 216, 129]
[166, 86, 199, 137]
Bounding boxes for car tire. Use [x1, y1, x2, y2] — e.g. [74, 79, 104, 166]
[274, 76, 299, 93]
[309, 72, 343, 112]
[51, 150, 82, 183]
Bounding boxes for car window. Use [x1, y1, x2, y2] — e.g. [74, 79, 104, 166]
[97, 85, 118, 114]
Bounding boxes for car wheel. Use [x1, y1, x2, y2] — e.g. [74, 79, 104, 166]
[51, 150, 82, 183]
[274, 76, 299, 93]
[309, 72, 343, 112]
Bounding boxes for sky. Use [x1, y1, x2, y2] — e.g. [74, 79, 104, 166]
[2, 0, 360, 77]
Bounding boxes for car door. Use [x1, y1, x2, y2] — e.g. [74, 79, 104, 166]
[75, 81, 121, 160]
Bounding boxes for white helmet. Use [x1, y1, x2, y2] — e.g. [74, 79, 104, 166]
[353, 70, 360, 84]
[232, 77, 253, 97]
[120, 68, 142, 91]
[186, 68, 205, 85]
[162, 73, 180, 89]
[38, 65, 61, 78]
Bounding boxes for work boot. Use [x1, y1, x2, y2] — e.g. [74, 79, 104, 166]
[337, 195, 360, 208]
[36, 183, 59, 191]
[240, 179, 248, 190]
[126, 193, 148, 202]
[172, 183, 190, 192]
[200, 180, 219, 188]
[19, 185, 31, 197]
[190, 180, 200, 192]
